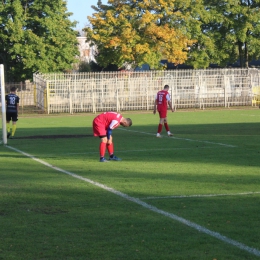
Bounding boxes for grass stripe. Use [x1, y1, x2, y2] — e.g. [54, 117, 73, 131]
[119, 128, 237, 147]
[21, 147, 217, 157]
[65, 146, 216, 155]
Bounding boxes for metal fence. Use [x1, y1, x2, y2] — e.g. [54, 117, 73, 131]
[0, 81, 35, 108]
[31, 68, 260, 114]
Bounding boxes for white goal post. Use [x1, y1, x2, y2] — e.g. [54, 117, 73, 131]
[0, 64, 7, 145]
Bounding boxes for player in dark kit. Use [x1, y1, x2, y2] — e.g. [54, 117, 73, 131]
[6, 87, 20, 139]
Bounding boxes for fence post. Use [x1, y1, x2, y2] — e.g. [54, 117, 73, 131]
[224, 75, 227, 108]
[72, 75, 77, 114]
[116, 87, 119, 112]
[146, 75, 149, 110]
[91, 83, 96, 113]
[224, 83, 226, 108]
[68, 77, 72, 114]
[171, 83, 174, 110]
[20, 82, 23, 113]
[34, 84, 37, 106]
[45, 81, 49, 114]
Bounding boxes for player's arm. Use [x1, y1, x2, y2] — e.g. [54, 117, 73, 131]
[107, 120, 120, 139]
[153, 98, 157, 114]
[166, 94, 174, 112]
[107, 128, 112, 140]
[167, 100, 174, 112]
[16, 97, 19, 113]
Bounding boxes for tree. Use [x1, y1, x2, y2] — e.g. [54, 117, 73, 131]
[206, 0, 260, 68]
[169, 0, 217, 69]
[0, 0, 79, 81]
[182, 0, 260, 68]
[85, 0, 195, 70]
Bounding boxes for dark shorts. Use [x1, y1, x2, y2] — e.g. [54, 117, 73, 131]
[6, 112, 18, 122]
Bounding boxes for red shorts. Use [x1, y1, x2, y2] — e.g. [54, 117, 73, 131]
[158, 109, 167, 118]
[93, 118, 106, 137]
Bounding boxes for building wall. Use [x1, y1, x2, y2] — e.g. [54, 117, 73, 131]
[76, 37, 96, 63]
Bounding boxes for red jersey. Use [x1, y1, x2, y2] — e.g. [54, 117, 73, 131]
[156, 90, 170, 112]
[93, 112, 123, 136]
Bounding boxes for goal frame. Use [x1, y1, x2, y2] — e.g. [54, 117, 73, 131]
[1, 64, 7, 144]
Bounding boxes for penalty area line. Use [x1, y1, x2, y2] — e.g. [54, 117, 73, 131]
[141, 191, 260, 200]
[119, 128, 236, 148]
[5, 144, 260, 258]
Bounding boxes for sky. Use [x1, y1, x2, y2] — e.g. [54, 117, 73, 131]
[66, 0, 108, 30]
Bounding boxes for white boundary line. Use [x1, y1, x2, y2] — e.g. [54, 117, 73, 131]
[141, 192, 260, 200]
[6, 144, 260, 257]
[24, 147, 217, 158]
[240, 114, 260, 117]
[57, 147, 216, 156]
[119, 128, 237, 148]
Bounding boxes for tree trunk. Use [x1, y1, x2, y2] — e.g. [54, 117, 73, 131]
[244, 42, 248, 68]
[238, 42, 243, 68]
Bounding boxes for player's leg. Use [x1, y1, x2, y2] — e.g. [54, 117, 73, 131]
[6, 113, 11, 138]
[10, 122, 17, 138]
[99, 136, 109, 162]
[6, 121, 11, 138]
[156, 112, 164, 137]
[10, 113, 18, 138]
[106, 136, 114, 157]
[93, 120, 109, 162]
[164, 117, 173, 136]
[107, 136, 121, 161]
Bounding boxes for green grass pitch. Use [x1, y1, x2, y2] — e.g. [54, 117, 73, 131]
[0, 109, 260, 259]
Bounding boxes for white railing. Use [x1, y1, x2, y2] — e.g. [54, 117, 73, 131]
[31, 69, 260, 114]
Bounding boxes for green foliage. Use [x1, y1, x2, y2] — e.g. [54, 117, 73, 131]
[184, 0, 260, 68]
[78, 60, 119, 72]
[86, 0, 260, 69]
[0, 0, 79, 81]
[85, 0, 195, 70]
[78, 61, 92, 72]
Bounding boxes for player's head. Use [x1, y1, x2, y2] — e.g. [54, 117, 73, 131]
[10, 87, 16, 92]
[126, 118, 132, 127]
[164, 85, 169, 90]
[121, 118, 132, 127]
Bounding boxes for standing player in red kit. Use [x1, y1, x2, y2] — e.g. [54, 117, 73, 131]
[93, 112, 132, 162]
[153, 85, 174, 138]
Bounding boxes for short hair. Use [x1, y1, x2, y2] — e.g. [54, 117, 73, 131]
[10, 87, 16, 92]
[164, 85, 169, 89]
[126, 118, 132, 126]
